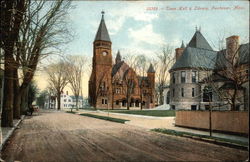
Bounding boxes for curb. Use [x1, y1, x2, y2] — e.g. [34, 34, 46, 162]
[153, 131, 248, 151]
[0, 115, 25, 151]
[97, 110, 171, 119]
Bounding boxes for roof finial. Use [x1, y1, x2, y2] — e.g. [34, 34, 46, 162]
[195, 25, 198, 32]
[101, 10, 105, 19]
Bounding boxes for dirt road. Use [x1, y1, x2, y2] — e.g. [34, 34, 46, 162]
[1, 110, 248, 161]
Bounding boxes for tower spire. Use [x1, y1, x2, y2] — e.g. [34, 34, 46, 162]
[94, 11, 111, 42]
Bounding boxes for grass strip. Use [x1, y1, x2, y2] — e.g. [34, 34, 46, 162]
[80, 113, 129, 124]
[102, 110, 175, 117]
[152, 128, 248, 147]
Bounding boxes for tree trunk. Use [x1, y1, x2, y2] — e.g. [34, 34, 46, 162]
[13, 69, 21, 119]
[159, 88, 164, 105]
[140, 93, 143, 110]
[57, 91, 61, 110]
[1, 54, 14, 127]
[76, 96, 79, 111]
[20, 87, 28, 114]
[111, 91, 114, 110]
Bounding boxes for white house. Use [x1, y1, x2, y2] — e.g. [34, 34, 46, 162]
[44, 91, 84, 110]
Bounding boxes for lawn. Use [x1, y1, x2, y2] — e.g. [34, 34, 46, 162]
[102, 110, 175, 117]
[80, 113, 129, 123]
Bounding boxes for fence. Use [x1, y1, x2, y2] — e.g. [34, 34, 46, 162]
[175, 110, 248, 135]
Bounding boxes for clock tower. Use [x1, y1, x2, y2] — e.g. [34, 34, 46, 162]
[89, 11, 112, 108]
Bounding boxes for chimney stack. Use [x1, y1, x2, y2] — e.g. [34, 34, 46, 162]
[175, 41, 185, 61]
[226, 35, 240, 62]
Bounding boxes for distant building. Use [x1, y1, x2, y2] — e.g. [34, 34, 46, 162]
[44, 91, 84, 109]
[169, 29, 249, 110]
[88, 12, 155, 109]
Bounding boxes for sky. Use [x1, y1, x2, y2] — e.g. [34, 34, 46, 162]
[35, 1, 249, 97]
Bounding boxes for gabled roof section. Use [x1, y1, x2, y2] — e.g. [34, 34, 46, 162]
[188, 31, 213, 50]
[94, 12, 111, 42]
[170, 47, 217, 71]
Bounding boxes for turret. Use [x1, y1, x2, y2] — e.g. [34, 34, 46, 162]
[115, 50, 121, 64]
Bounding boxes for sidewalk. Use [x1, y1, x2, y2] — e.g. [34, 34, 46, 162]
[0, 115, 25, 151]
[75, 110, 248, 144]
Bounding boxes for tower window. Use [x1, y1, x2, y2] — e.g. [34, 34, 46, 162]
[192, 71, 197, 83]
[192, 88, 195, 97]
[172, 88, 175, 98]
[181, 71, 186, 83]
[181, 88, 184, 97]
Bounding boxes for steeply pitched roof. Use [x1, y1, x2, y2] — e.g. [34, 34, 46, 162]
[147, 64, 155, 73]
[239, 43, 249, 64]
[188, 31, 213, 50]
[112, 61, 124, 76]
[94, 13, 111, 42]
[170, 47, 217, 71]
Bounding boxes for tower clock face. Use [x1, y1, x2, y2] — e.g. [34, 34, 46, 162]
[102, 51, 107, 56]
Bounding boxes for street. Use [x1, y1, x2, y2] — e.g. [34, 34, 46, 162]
[1, 110, 248, 161]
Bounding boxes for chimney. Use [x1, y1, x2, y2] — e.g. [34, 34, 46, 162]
[226, 35, 240, 62]
[175, 41, 185, 61]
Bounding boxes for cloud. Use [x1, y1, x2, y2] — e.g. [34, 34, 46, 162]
[105, 4, 159, 35]
[128, 24, 165, 45]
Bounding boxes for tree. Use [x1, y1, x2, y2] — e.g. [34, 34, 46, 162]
[37, 90, 49, 109]
[65, 55, 86, 110]
[45, 61, 68, 110]
[201, 37, 248, 111]
[155, 45, 174, 105]
[0, 0, 26, 127]
[27, 81, 38, 108]
[123, 69, 137, 110]
[12, 0, 72, 119]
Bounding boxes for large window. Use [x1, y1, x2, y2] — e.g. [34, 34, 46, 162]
[173, 72, 176, 84]
[192, 88, 195, 97]
[192, 71, 197, 83]
[181, 71, 186, 83]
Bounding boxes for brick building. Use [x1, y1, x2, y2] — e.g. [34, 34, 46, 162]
[88, 12, 155, 109]
[169, 29, 249, 110]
